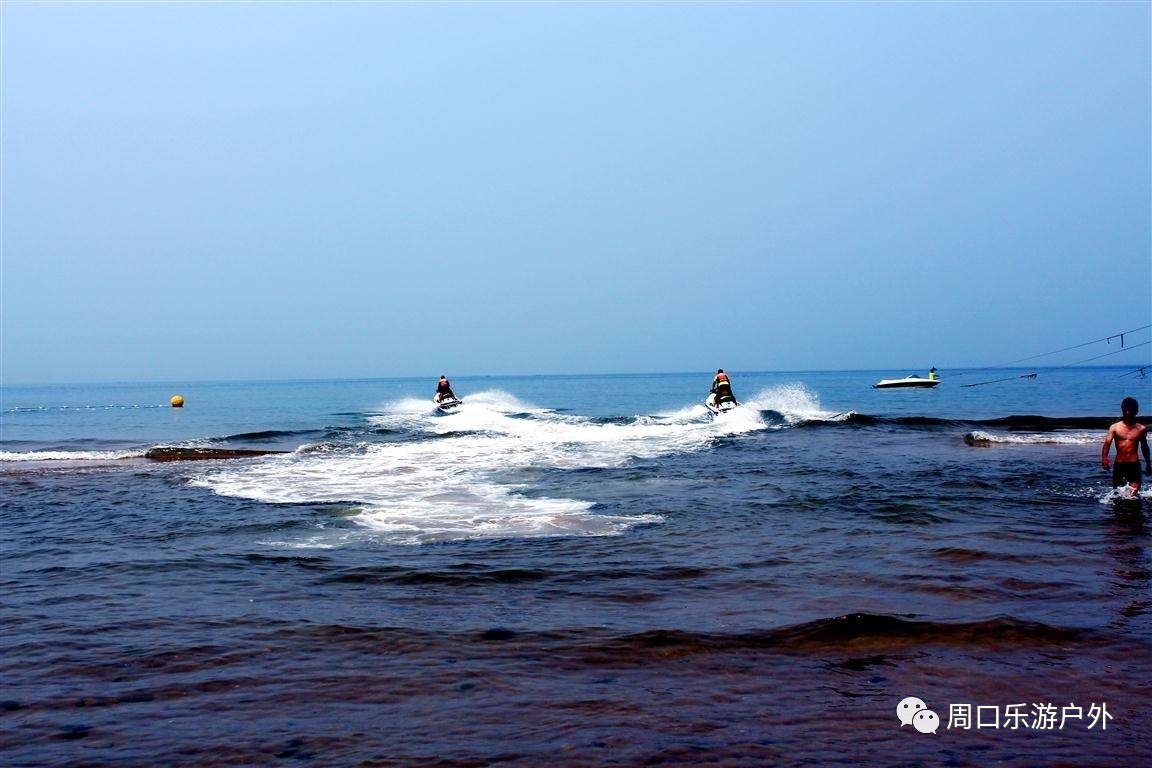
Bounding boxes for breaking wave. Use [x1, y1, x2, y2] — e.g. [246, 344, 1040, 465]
[963, 430, 1100, 446]
[819, 414, 1147, 430]
[0, 449, 142, 462]
[743, 382, 842, 423]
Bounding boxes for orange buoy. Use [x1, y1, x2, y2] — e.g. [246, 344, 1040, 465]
[170, 395, 185, 408]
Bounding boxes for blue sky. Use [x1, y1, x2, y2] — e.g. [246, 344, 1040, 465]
[2, 2, 1149, 383]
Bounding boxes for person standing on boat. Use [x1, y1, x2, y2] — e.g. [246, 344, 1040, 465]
[434, 376, 457, 403]
[711, 369, 738, 404]
[928, 367, 938, 381]
[1102, 397, 1150, 494]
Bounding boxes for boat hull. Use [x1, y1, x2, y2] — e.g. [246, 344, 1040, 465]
[872, 378, 939, 389]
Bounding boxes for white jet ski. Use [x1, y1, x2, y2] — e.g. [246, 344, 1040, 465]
[434, 395, 463, 414]
[705, 393, 740, 415]
[872, 376, 940, 389]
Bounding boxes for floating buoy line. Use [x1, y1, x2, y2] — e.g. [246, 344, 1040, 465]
[4, 395, 187, 413]
[3, 404, 172, 413]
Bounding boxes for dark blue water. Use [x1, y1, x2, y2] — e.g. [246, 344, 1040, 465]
[2, 368, 1150, 766]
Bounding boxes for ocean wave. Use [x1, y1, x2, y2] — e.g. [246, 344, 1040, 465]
[591, 614, 1091, 653]
[802, 413, 1144, 432]
[0, 449, 142, 462]
[0, 438, 299, 465]
[963, 430, 1100, 446]
[257, 613, 1098, 657]
[741, 383, 841, 423]
[323, 567, 554, 586]
[980, 415, 1146, 430]
[316, 563, 717, 587]
[216, 429, 325, 442]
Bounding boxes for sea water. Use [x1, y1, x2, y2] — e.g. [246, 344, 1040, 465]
[2, 367, 1150, 765]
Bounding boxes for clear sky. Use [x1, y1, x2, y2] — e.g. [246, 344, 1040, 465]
[2, 2, 1149, 384]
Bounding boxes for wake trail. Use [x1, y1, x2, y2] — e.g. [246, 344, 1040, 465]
[192, 387, 827, 545]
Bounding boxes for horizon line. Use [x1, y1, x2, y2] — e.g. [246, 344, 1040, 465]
[2, 363, 1149, 389]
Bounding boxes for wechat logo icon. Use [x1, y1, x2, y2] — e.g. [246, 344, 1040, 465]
[897, 697, 939, 734]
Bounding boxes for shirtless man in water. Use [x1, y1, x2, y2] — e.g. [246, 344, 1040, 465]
[1101, 397, 1151, 494]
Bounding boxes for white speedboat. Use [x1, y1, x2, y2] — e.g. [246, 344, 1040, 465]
[705, 393, 740, 415]
[872, 376, 939, 389]
[434, 396, 463, 414]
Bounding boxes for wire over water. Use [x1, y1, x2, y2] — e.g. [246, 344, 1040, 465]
[958, 327, 1151, 388]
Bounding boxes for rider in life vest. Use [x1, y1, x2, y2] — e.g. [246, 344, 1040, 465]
[711, 369, 737, 404]
[435, 376, 457, 403]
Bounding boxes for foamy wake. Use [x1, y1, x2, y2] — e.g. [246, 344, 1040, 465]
[190, 387, 803, 545]
[649, 383, 837, 426]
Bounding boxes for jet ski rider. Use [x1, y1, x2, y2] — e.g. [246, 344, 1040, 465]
[711, 369, 737, 405]
[435, 376, 457, 403]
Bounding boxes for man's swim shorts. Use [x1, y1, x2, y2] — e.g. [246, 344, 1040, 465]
[1112, 461, 1143, 488]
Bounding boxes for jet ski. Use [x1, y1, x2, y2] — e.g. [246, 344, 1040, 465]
[434, 395, 463, 414]
[872, 376, 940, 389]
[705, 393, 739, 415]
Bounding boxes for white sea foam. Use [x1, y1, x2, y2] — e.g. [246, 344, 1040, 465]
[379, 389, 547, 418]
[743, 382, 841, 423]
[256, 537, 341, 550]
[649, 383, 836, 426]
[191, 388, 778, 545]
[0, 450, 141, 462]
[1097, 486, 1152, 504]
[650, 403, 713, 423]
[965, 430, 1099, 446]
